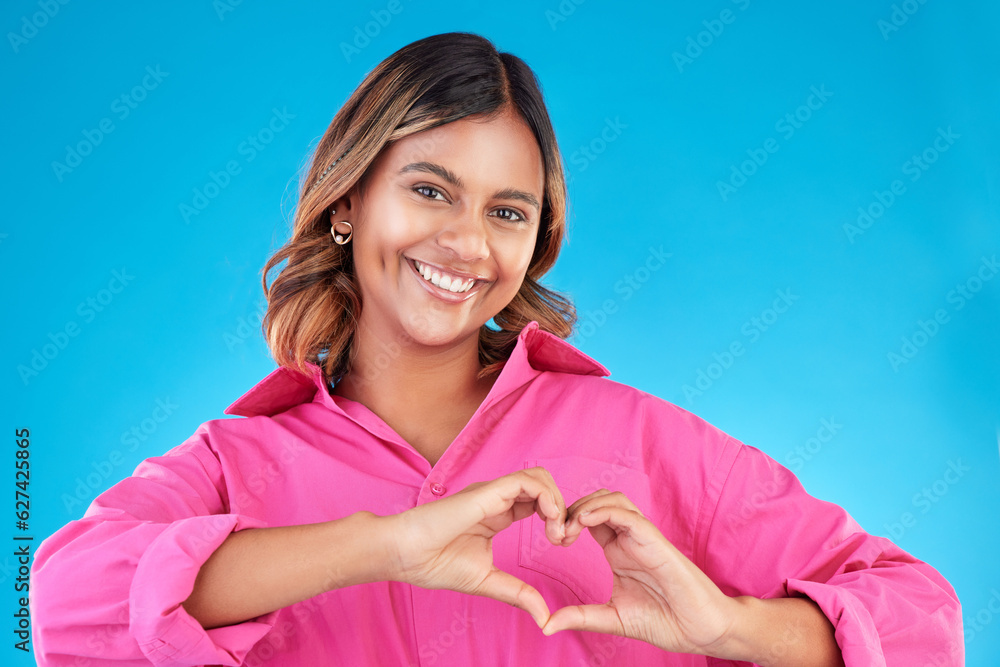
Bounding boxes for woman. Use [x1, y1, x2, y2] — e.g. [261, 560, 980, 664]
[32, 32, 962, 666]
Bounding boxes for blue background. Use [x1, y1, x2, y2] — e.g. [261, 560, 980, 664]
[3, 0, 997, 663]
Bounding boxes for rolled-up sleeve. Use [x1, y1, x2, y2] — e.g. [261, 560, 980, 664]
[31, 425, 277, 666]
[698, 438, 964, 666]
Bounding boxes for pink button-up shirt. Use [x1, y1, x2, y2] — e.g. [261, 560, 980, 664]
[32, 321, 963, 666]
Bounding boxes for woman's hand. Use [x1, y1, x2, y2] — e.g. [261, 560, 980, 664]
[540, 489, 743, 657]
[384, 467, 568, 628]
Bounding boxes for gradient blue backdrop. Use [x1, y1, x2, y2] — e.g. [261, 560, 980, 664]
[4, 0, 998, 664]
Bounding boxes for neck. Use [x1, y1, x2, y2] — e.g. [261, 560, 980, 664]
[332, 316, 494, 416]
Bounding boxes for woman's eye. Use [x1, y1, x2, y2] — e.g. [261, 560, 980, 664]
[493, 208, 526, 223]
[413, 186, 526, 224]
[415, 185, 446, 201]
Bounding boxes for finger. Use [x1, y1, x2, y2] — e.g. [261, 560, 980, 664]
[470, 470, 561, 526]
[503, 499, 567, 548]
[576, 505, 670, 559]
[565, 504, 652, 550]
[542, 603, 624, 637]
[501, 468, 565, 524]
[522, 467, 567, 524]
[562, 489, 613, 546]
[568, 490, 641, 520]
[577, 506, 638, 548]
[452, 473, 565, 545]
[563, 492, 641, 545]
[566, 487, 613, 516]
[562, 519, 620, 549]
[517, 468, 567, 543]
[476, 567, 551, 629]
[509, 499, 539, 523]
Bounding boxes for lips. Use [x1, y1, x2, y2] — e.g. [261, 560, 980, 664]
[406, 257, 489, 302]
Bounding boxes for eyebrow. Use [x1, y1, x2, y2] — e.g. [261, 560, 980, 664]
[399, 161, 541, 212]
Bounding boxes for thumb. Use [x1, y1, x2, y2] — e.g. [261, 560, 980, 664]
[542, 604, 623, 637]
[475, 567, 551, 628]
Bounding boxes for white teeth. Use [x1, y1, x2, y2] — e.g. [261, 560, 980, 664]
[413, 260, 475, 294]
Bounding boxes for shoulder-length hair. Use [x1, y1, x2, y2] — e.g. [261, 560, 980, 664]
[261, 32, 576, 387]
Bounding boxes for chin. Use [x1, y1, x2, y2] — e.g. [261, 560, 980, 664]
[402, 311, 483, 348]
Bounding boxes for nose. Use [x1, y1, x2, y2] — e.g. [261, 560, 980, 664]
[435, 208, 490, 262]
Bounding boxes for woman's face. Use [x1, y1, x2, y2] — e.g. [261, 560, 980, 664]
[344, 107, 545, 351]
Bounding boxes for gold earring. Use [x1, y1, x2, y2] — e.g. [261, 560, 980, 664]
[332, 221, 353, 245]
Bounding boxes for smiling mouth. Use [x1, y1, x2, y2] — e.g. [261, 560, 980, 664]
[404, 257, 493, 303]
[410, 259, 482, 294]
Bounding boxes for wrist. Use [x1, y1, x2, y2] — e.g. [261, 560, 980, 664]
[375, 505, 427, 586]
[317, 511, 396, 592]
[710, 596, 842, 667]
[710, 595, 767, 662]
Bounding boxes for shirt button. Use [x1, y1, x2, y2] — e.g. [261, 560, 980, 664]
[430, 482, 446, 496]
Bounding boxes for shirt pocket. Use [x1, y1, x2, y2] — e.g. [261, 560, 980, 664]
[518, 456, 653, 606]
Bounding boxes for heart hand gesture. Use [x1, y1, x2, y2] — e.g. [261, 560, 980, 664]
[385, 467, 568, 628]
[541, 489, 742, 658]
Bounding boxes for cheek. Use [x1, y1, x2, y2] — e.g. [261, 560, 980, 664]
[354, 203, 422, 268]
[517, 234, 537, 275]
[492, 239, 537, 298]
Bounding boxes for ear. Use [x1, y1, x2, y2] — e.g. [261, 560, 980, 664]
[331, 183, 365, 216]
[328, 193, 355, 220]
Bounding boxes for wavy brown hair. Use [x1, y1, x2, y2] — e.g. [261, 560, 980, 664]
[261, 32, 576, 387]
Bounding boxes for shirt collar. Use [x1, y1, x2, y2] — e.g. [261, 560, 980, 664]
[223, 321, 610, 418]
